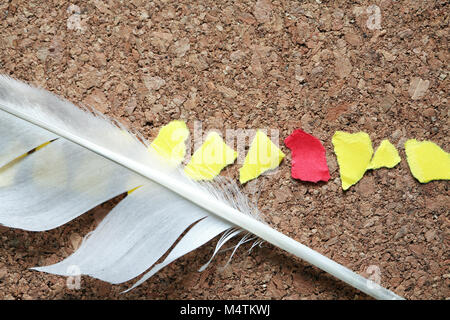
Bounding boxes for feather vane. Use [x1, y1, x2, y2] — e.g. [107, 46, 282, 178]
[0, 75, 403, 299]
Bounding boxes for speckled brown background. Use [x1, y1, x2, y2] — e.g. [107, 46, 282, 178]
[0, 0, 448, 300]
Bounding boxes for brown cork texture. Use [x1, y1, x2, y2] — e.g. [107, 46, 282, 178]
[0, 0, 448, 300]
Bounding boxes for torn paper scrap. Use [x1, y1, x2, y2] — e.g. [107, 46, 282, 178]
[239, 130, 285, 184]
[367, 139, 401, 170]
[149, 120, 189, 166]
[284, 129, 330, 182]
[404, 139, 450, 183]
[332, 131, 373, 190]
[184, 131, 237, 180]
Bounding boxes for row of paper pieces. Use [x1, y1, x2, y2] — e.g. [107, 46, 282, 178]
[150, 121, 449, 190]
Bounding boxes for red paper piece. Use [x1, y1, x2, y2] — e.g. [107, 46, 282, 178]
[284, 129, 331, 183]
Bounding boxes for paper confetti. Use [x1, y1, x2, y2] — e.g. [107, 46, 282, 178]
[367, 139, 401, 170]
[184, 132, 237, 180]
[239, 130, 285, 184]
[149, 120, 189, 167]
[284, 129, 330, 182]
[332, 131, 373, 190]
[404, 139, 450, 183]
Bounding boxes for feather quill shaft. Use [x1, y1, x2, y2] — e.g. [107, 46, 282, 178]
[0, 77, 403, 300]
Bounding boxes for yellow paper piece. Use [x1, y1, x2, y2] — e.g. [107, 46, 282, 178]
[149, 120, 189, 167]
[184, 132, 237, 180]
[332, 131, 373, 190]
[239, 130, 285, 184]
[71, 152, 116, 198]
[367, 139, 401, 170]
[404, 139, 450, 183]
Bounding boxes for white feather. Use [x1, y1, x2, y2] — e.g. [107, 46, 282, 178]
[0, 75, 403, 299]
[0, 138, 144, 230]
[0, 75, 259, 287]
